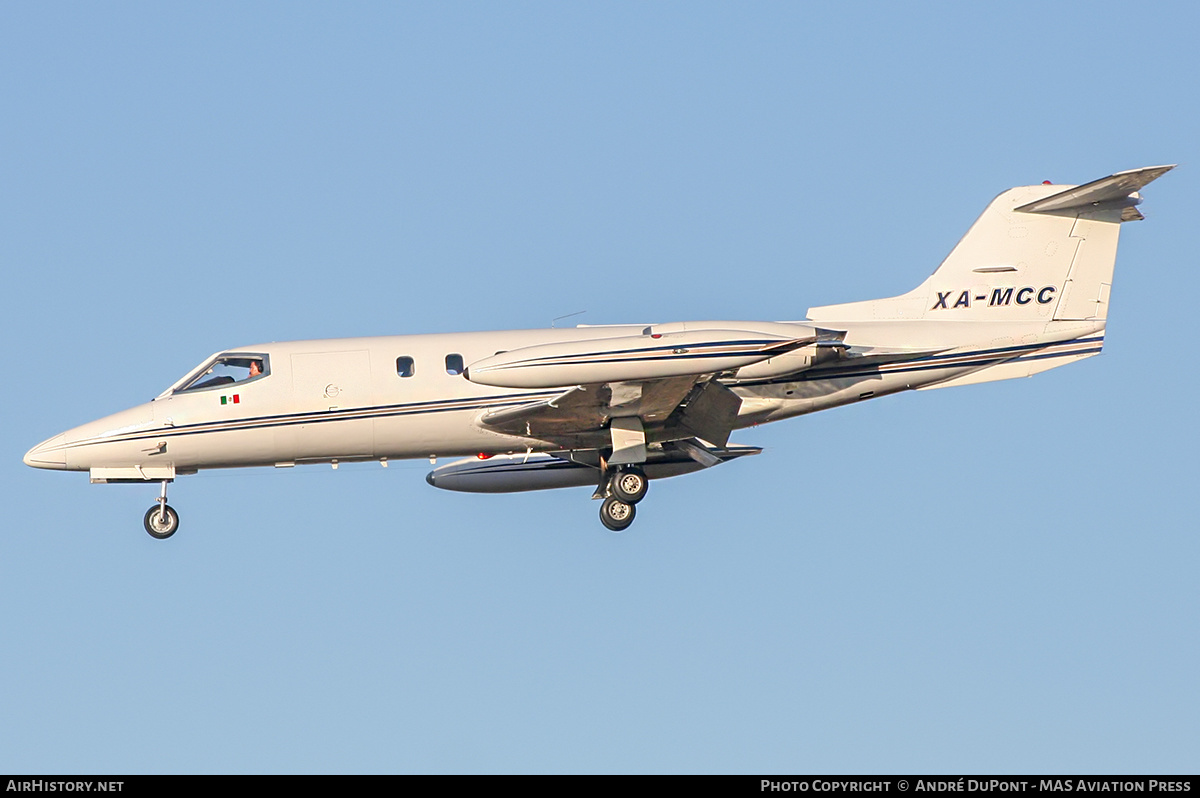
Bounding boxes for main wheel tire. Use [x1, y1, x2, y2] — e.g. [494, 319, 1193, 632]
[600, 496, 636, 532]
[144, 504, 180, 539]
[610, 467, 648, 504]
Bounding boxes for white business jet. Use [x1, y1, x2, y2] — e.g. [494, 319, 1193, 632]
[24, 166, 1173, 538]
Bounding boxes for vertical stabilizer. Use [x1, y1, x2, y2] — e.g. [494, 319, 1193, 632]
[806, 166, 1174, 323]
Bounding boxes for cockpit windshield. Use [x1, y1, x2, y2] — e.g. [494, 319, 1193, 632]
[174, 354, 270, 394]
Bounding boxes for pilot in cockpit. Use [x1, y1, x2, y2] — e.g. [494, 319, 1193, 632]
[182, 356, 266, 392]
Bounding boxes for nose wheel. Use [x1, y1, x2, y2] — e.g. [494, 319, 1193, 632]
[144, 504, 180, 539]
[143, 480, 179, 539]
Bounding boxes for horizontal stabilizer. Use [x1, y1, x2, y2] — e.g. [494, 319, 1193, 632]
[1015, 165, 1175, 217]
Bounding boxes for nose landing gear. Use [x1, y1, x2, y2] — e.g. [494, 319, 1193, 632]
[143, 480, 179, 539]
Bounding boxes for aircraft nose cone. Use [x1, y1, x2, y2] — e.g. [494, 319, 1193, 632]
[24, 434, 67, 469]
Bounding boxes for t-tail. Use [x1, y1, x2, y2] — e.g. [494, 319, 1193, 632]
[808, 165, 1175, 324]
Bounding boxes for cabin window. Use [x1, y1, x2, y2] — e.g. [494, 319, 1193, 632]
[176, 354, 269, 393]
[445, 354, 464, 376]
[396, 356, 415, 378]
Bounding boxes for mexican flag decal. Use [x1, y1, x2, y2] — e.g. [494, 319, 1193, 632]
[220, 394, 240, 405]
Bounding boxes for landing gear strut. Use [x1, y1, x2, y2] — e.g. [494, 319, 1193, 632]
[143, 480, 179, 540]
[596, 466, 648, 532]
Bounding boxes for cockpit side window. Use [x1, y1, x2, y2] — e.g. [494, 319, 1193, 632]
[177, 354, 270, 393]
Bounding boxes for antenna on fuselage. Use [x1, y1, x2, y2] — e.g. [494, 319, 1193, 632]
[551, 310, 586, 328]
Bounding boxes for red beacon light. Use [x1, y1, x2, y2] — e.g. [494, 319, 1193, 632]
[477, 453, 493, 460]
[1043, 180, 1053, 185]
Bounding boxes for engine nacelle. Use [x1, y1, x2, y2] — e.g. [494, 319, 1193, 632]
[465, 327, 819, 389]
[729, 327, 846, 382]
[729, 346, 818, 381]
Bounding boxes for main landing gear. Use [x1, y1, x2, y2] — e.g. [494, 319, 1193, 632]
[597, 466, 648, 532]
[143, 480, 179, 540]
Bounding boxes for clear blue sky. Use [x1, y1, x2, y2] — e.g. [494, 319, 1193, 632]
[2, 1, 1197, 774]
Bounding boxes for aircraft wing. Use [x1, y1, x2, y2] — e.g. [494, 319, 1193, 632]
[478, 375, 742, 450]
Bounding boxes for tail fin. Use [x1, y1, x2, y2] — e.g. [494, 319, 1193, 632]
[807, 166, 1175, 323]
